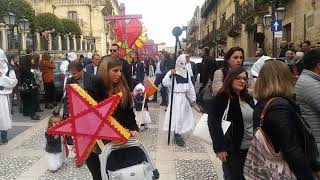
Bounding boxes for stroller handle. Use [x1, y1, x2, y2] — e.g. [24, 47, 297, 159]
[99, 137, 157, 180]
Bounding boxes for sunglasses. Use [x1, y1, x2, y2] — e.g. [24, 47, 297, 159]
[110, 49, 117, 52]
[265, 58, 288, 64]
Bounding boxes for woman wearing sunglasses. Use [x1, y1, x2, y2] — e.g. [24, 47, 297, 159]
[208, 67, 254, 180]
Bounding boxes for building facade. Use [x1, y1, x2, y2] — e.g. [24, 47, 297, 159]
[189, 0, 319, 57]
[1, 0, 119, 55]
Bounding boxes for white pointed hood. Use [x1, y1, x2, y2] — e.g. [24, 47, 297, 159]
[175, 54, 188, 79]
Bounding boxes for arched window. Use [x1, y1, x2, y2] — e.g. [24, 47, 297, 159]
[68, 11, 78, 21]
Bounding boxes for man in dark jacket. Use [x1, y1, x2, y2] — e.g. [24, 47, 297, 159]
[199, 47, 217, 92]
[110, 43, 132, 90]
[85, 53, 101, 75]
[186, 53, 198, 85]
[62, 61, 98, 118]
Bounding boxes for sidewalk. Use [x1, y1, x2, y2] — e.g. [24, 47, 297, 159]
[0, 99, 223, 180]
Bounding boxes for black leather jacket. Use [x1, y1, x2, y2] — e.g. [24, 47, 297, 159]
[253, 97, 314, 180]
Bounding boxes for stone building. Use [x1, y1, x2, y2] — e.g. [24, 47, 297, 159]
[188, 0, 319, 57]
[0, 0, 119, 55]
[186, 6, 202, 56]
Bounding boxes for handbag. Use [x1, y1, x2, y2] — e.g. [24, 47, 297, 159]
[108, 162, 154, 180]
[243, 98, 297, 180]
[192, 114, 212, 144]
[20, 83, 31, 96]
[192, 99, 231, 145]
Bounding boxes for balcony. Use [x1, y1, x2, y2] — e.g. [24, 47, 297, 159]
[53, 0, 92, 6]
[201, 0, 218, 18]
[225, 14, 241, 37]
[239, 0, 268, 23]
[200, 30, 218, 48]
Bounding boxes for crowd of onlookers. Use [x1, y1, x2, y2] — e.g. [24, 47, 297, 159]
[190, 42, 320, 179]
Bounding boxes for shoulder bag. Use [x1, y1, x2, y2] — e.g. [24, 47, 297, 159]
[193, 99, 231, 145]
[243, 98, 297, 180]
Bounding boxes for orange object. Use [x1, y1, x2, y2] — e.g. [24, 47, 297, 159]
[144, 79, 158, 97]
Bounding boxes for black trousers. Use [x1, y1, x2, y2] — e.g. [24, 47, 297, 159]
[44, 82, 56, 104]
[222, 148, 248, 180]
[86, 153, 102, 180]
[152, 74, 167, 102]
[22, 90, 38, 116]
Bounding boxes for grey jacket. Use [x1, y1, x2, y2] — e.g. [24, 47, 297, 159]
[295, 69, 320, 143]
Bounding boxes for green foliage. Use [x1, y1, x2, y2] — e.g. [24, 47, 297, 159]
[61, 19, 81, 37]
[0, 0, 35, 32]
[35, 13, 64, 34]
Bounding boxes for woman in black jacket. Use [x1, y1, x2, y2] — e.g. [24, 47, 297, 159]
[253, 60, 314, 179]
[19, 55, 40, 120]
[208, 67, 254, 180]
[85, 56, 141, 180]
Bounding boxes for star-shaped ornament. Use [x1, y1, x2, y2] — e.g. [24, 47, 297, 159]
[47, 84, 130, 165]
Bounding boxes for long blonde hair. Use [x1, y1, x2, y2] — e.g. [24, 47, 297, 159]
[98, 56, 131, 108]
[254, 60, 294, 100]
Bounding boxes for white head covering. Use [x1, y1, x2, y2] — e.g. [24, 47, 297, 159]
[0, 48, 8, 75]
[133, 83, 145, 96]
[251, 55, 271, 77]
[87, 52, 93, 59]
[67, 52, 77, 61]
[175, 54, 188, 78]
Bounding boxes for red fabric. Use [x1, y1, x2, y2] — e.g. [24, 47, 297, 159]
[144, 79, 157, 97]
[63, 136, 69, 158]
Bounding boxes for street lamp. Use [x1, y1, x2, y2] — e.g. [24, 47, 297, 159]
[263, 0, 286, 57]
[4, 11, 30, 57]
[4, 12, 16, 26]
[18, 17, 29, 31]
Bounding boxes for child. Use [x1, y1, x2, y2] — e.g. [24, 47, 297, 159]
[133, 83, 151, 131]
[45, 115, 67, 172]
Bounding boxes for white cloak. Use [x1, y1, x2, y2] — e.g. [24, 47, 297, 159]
[162, 71, 196, 134]
[0, 70, 18, 130]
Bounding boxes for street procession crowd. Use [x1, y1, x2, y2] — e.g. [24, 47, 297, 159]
[0, 39, 320, 180]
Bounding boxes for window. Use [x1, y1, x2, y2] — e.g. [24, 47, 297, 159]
[68, 11, 77, 21]
[283, 23, 291, 42]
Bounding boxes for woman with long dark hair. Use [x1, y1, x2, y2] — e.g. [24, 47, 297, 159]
[20, 55, 41, 120]
[212, 47, 245, 95]
[208, 67, 254, 180]
[85, 56, 141, 180]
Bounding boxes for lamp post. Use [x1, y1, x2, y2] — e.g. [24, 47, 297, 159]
[4, 9, 30, 58]
[263, 0, 285, 57]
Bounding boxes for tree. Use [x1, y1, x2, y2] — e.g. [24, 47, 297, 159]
[35, 13, 64, 34]
[61, 19, 81, 37]
[0, 0, 36, 32]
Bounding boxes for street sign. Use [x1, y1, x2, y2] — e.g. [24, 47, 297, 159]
[271, 20, 282, 32]
[275, 31, 283, 38]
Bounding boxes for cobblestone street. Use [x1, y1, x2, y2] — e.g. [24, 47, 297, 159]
[0, 98, 223, 180]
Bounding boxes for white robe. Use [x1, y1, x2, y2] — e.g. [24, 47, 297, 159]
[0, 70, 18, 130]
[162, 71, 196, 134]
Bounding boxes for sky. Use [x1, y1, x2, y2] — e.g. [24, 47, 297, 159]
[118, 0, 204, 47]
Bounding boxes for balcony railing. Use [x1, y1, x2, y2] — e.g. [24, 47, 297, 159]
[201, 0, 218, 18]
[200, 30, 218, 48]
[53, 0, 92, 6]
[239, 0, 268, 23]
[225, 14, 241, 37]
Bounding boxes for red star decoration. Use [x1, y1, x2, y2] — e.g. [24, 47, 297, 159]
[47, 84, 130, 165]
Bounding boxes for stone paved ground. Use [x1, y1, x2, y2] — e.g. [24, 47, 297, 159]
[0, 96, 223, 180]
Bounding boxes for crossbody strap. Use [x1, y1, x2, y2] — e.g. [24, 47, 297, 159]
[260, 97, 279, 126]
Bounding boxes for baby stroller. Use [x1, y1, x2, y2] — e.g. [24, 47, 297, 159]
[99, 138, 160, 180]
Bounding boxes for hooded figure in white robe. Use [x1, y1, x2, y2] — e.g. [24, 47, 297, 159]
[0, 49, 18, 143]
[162, 54, 196, 146]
